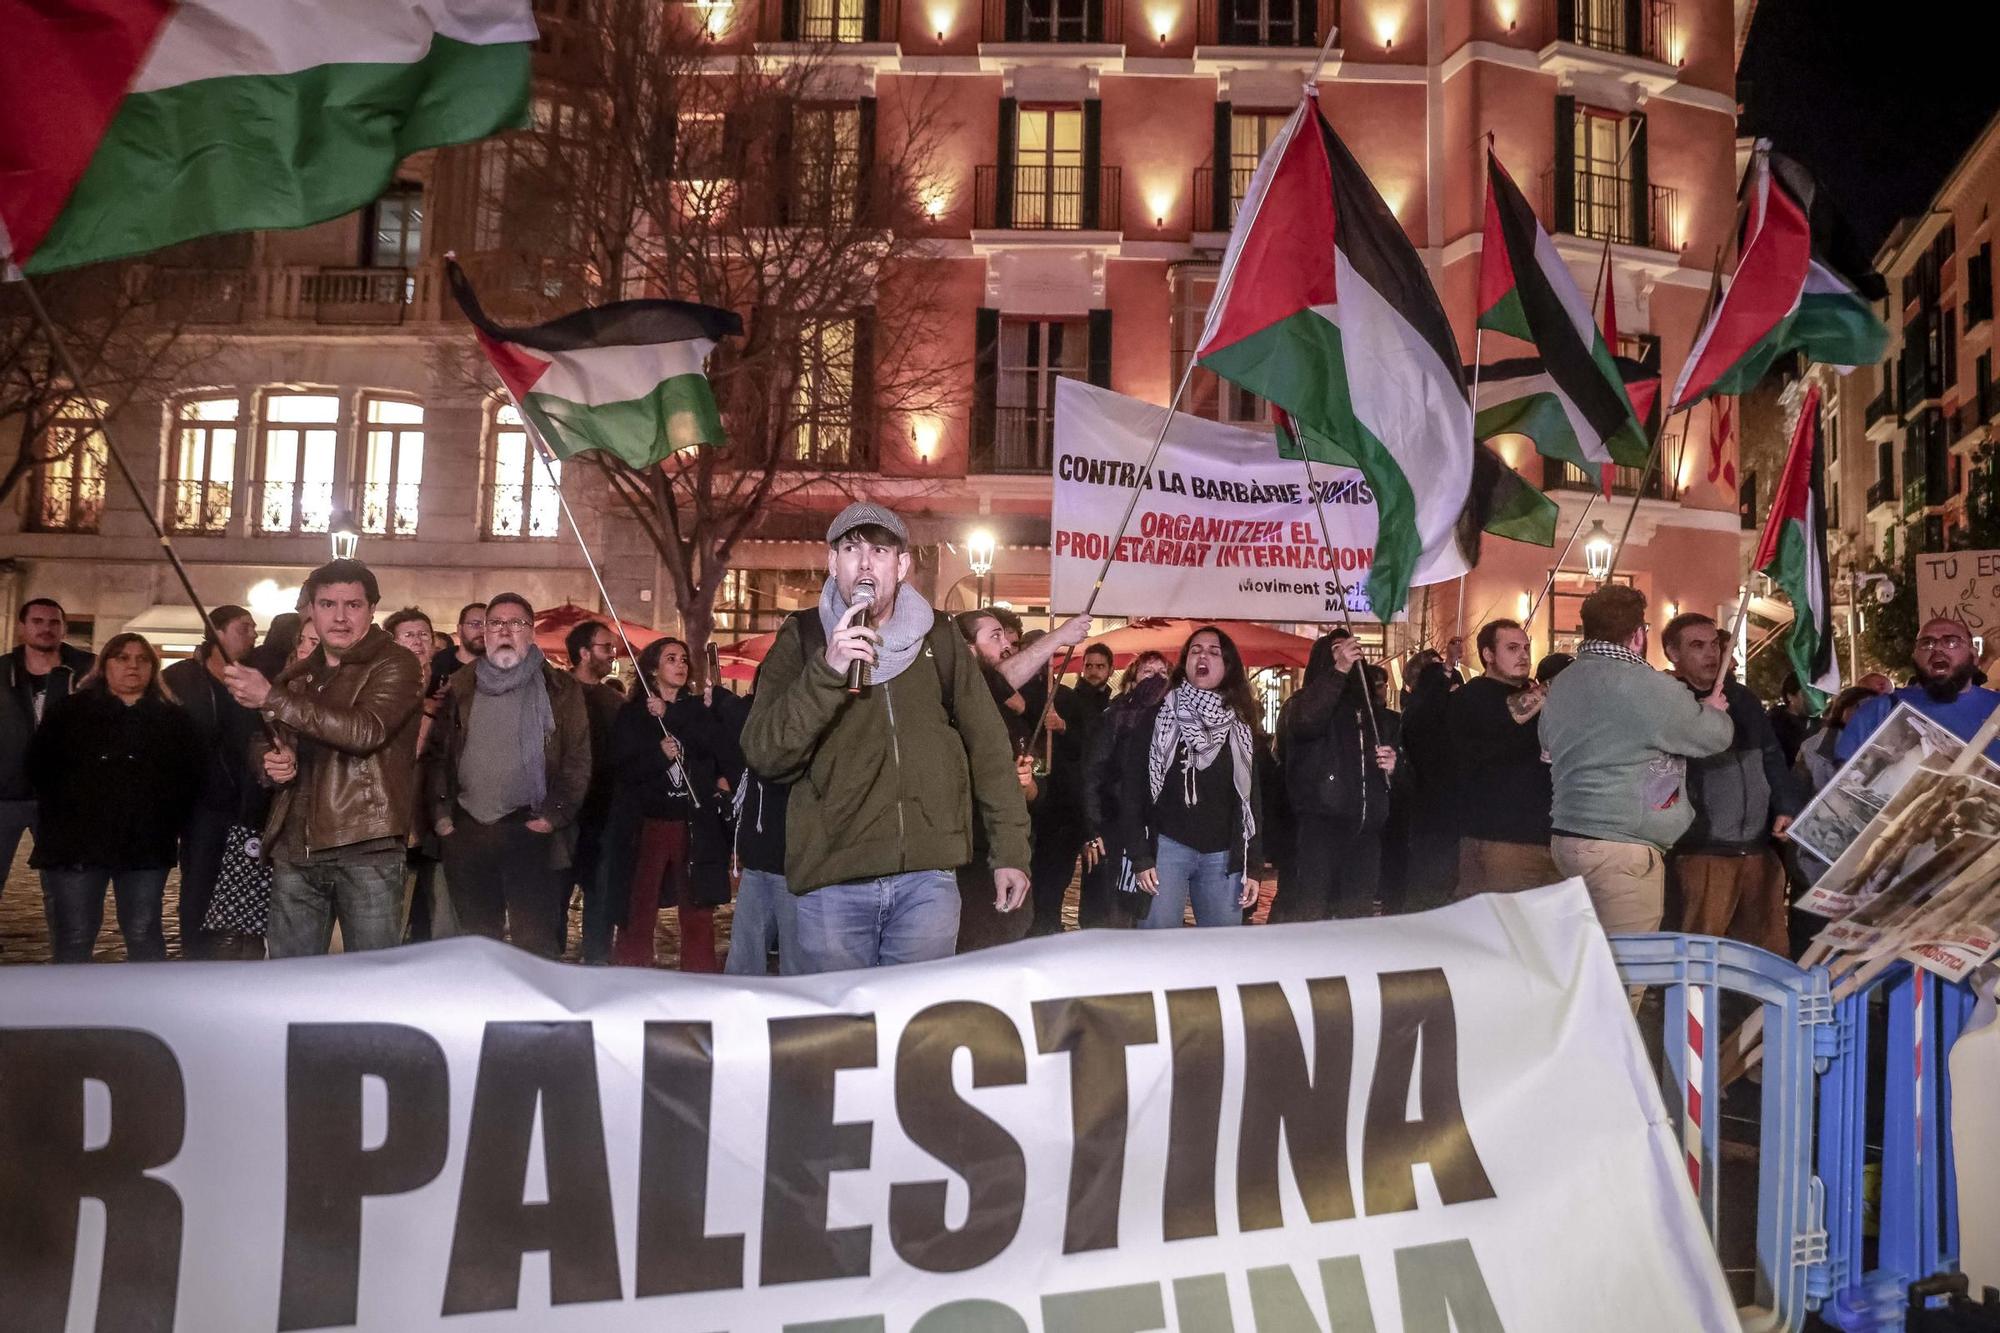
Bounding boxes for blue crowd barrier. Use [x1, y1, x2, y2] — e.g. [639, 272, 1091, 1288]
[1610, 935, 1981, 1333]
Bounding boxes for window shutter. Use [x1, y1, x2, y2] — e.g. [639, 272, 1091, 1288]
[1622, 0, 1644, 54]
[1088, 309, 1113, 388]
[995, 99, 1017, 228]
[850, 311, 877, 467]
[864, 0, 883, 41]
[1211, 101, 1232, 231]
[783, 0, 802, 40]
[1082, 99, 1103, 229]
[856, 98, 878, 216]
[1626, 109, 1648, 246]
[774, 102, 798, 228]
[1553, 95, 1576, 234]
[1555, 0, 1576, 42]
[972, 309, 1000, 470]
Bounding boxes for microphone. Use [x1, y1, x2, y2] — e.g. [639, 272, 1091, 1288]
[845, 588, 873, 696]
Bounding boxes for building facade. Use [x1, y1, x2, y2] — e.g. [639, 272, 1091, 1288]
[4, 0, 1754, 664]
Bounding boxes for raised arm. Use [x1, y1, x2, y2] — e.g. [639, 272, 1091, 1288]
[261, 652, 421, 756]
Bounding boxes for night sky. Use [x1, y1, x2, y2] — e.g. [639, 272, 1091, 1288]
[1738, 0, 1998, 256]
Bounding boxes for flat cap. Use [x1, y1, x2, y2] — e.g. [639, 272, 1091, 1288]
[826, 501, 910, 547]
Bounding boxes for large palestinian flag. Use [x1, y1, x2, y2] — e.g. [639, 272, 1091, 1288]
[0, 0, 535, 273]
[1473, 352, 1660, 481]
[1196, 96, 1472, 618]
[448, 260, 742, 466]
[1476, 151, 1649, 486]
[1754, 384, 1839, 706]
[1671, 148, 1889, 410]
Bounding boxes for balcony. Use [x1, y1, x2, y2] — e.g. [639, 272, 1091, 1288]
[1899, 360, 1944, 417]
[299, 268, 416, 325]
[358, 481, 422, 538]
[166, 479, 233, 535]
[1557, 0, 1679, 64]
[25, 476, 105, 534]
[971, 406, 1057, 473]
[778, 0, 901, 43]
[1195, 0, 1316, 46]
[1949, 401, 1988, 449]
[974, 164, 1121, 232]
[1967, 291, 1994, 334]
[1864, 383, 1896, 443]
[1866, 476, 1896, 513]
[127, 262, 448, 325]
[252, 480, 335, 536]
[1542, 457, 1675, 501]
[981, 0, 1120, 43]
[1546, 169, 1677, 251]
[1192, 164, 1256, 232]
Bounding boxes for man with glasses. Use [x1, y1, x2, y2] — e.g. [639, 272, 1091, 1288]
[1837, 617, 2000, 763]
[1538, 584, 1734, 937]
[430, 602, 486, 704]
[428, 593, 591, 958]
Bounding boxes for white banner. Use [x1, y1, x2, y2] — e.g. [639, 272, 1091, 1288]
[1050, 378, 1397, 622]
[0, 882, 1733, 1332]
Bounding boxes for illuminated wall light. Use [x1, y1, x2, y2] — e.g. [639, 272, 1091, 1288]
[1495, 0, 1518, 30]
[923, 185, 948, 219]
[1665, 600, 1680, 621]
[1374, 10, 1399, 48]
[1147, 6, 1174, 41]
[1518, 591, 1533, 621]
[1146, 185, 1176, 230]
[1380, 184, 1408, 218]
[912, 415, 942, 462]
[696, 0, 733, 37]
[929, 4, 954, 39]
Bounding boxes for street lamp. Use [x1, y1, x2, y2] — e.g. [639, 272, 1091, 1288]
[1582, 520, 1615, 582]
[330, 510, 361, 562]
[967, 528, 995, 606]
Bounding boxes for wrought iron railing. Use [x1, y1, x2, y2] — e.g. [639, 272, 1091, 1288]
[1196, 0, 1315, 45]
[982, 0, 1120, 41]
[1865, 383, 1895, 426]
[253, 480, 335, 535]
[167, 479, 233, 534]
[301, 268, 414, 325]
[974, 164, 1120, 230]
[485, 482, 563, 540]
[359, 481, 422, 537]
[1192, 164, 1258, 230]
[1548, 168, 1677, 249]
[781, 0, 900, 40]
[1866, 476, 1895, 511]
[1542, 456, 1672, 500]
[27, 476, 105, 533]
[1559, 0, 1678, 62]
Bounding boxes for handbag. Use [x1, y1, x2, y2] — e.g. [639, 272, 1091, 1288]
[203, 824, 273, 936]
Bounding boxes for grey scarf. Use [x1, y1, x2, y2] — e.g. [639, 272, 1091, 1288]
[819, 578, 933, 684]
[472, 645, 554, 811]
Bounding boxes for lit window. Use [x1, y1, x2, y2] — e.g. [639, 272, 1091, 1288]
[486, 402, 562, 539]
[361, 396, 424, 537]
[258, 393, 339, 535]
[790, 319, 857, 466]
[27, 398, 107, 533]
[169, 395, 239, 534]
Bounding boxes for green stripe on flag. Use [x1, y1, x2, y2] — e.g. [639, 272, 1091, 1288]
[1475, 391, 1599, 480]
[28, 36, 530, 273]
[524, 373, 726, 467]
[1476, 288, 1532, 342]
[1481, 460, 1560, 546]
[1702, 290, 1888, 399]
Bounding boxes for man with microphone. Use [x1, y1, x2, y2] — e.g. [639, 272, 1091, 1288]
[741, 503, 1032, 972]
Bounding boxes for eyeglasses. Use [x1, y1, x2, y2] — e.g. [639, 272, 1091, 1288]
[1916, 635, 1968, 652]
[487, 617, 532, 633]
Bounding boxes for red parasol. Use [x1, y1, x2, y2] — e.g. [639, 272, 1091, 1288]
[1078, 618, 1318, 671]
[532, 602, 664, 659]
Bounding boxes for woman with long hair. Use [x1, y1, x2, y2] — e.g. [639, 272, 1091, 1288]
[28, 633, 201, 962]
[607, 637, 740, 969]
[1114, 628, 1264, 929]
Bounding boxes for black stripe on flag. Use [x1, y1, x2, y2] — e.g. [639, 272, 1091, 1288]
[1771, 151, 1888, 302]
[1485, 158, 1634, 447]
[1314, 112, 1466, 400]
[1805, 406, 1835, 683]
[447, 259, 742, 350]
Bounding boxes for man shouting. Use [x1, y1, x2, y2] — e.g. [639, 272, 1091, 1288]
[741, 503, 1030, 972]
[1838, 616, 2000, 762]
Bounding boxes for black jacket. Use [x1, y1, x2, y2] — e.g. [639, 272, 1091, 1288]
[1, 643, 94, 801]
[28, 690, 201, 869]
[1677, 677, 1807, 854]
[1081, 676, 1169, 849]
[1444, 674, 1553, 845]
[607, 687, 743, 909]
[162, 655, 265, 822]
[1115, 690, 1265, 877]
[1278, 643, 1403, 835]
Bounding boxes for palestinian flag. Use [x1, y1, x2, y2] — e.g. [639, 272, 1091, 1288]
[1475, 151, 1649, 487]
[1197, 96, 1472, 618]
[1, 0, 535, 273]
[1753, 384, 1839, 707]
[1473, 352, 1660, 482]
[1670, 147, 1889, 410]
[1276, 408, 1555, 547]
[448, 259, 742, 466]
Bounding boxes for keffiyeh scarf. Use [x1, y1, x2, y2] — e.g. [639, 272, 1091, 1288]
[1146, 681, 1256, 846]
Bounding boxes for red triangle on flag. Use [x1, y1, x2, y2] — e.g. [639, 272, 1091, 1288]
[1196, 102, 1339, 355]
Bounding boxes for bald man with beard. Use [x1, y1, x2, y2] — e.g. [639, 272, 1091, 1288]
[1837, 617, 2000, 764]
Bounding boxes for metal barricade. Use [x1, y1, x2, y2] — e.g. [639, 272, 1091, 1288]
[1611, 933, 1836, 1333]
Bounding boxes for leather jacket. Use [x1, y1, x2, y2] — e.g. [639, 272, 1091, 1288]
[252, 626, 423, 857]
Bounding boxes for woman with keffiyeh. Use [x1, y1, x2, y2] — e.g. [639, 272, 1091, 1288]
[1113, 627, 1266, 928]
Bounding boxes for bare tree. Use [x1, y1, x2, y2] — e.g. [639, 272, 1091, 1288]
[0, 260, 215, 513]
[455, 0, 961, 657]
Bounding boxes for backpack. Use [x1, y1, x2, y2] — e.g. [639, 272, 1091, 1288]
[786, 606, 958, 722]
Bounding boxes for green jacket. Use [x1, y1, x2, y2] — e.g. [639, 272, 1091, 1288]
[1538, 650, 1735, 851]
[740, 610, 1030, 895]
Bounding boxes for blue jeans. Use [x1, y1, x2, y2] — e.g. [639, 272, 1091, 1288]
[794, 869, 959, 973]
[1138, 835, 1243, 929]
[40, 866, 170, 963]
[267, 847, 407, 958]
[726, 868, 801, 976]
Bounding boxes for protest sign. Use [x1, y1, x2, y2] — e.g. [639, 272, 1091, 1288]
[1914, 547, 2000, 638]
[1050, 378, 1404, 622]
[1789, 703, 1999, 867]
[0, 883, 1735, 1332]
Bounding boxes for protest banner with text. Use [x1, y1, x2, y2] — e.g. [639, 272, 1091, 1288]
[0, 884, 1733, 1332]
[1050, 378, 1404, 622]
[1915, 547, 2000, 638]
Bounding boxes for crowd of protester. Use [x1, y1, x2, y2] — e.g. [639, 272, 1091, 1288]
[4, 499, 1998, 972]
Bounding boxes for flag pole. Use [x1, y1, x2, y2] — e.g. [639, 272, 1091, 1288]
[1299, 455, 1383, 737]
[3, 249, 249, 679]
